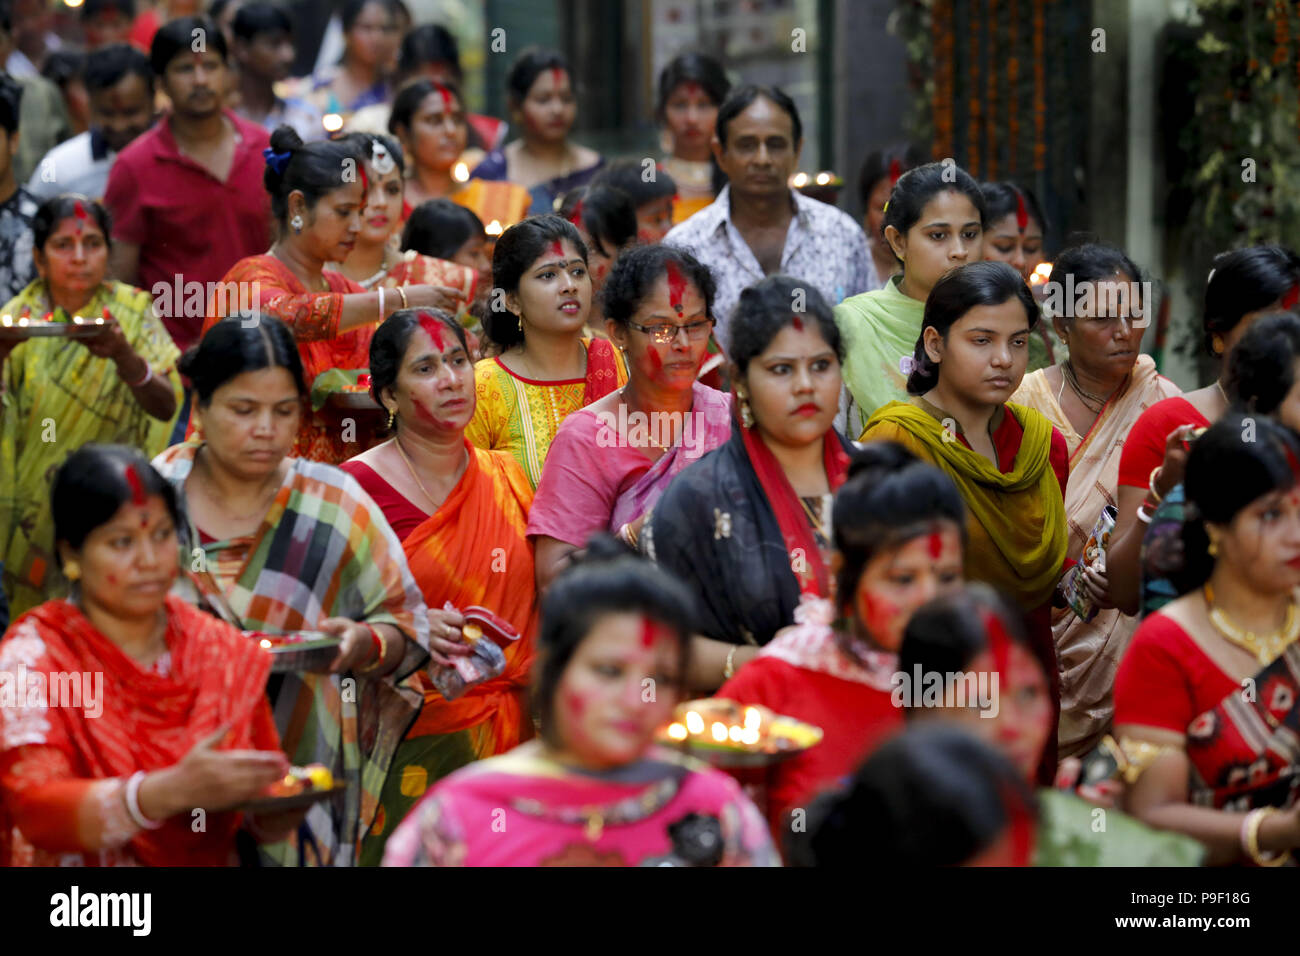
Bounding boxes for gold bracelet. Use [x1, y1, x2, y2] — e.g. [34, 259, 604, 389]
[1116, 736, 1171, 785]
[1148, 466, 1165, 504]
[1244, 807, 1291, 866]
[396, 286, 408, 309]
[723, 645, 739, 681]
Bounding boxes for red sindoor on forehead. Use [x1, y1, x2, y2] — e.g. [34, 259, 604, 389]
[1014, 190, 1029, 233]
[981, 608, 1011, 682]
[680, 81, 703, 98]
[551, 67, 565, 89]
[665, 261, 687, 311]
[547, 240, 564, 259]
[791, 315, 804, 332]
[73, 199, 88, 232]
[927, 530, 944, 560]
[417, 311, 446, 351]
[640, 617, 657, 647]
[125, 464, 148, 507]
[434, 83, 453, 112]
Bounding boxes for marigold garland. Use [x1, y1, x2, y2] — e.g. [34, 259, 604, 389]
[1008, 0, 1020, 174]
[969, 1, 982, 174]
[985, 0, 997, 179]
[1032, 0, 1047, 172]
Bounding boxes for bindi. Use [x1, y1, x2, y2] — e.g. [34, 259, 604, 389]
[927, 530, 944, 560]
[791, 314, 804, 332]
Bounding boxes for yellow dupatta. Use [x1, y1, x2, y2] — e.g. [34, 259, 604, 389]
[861, 400, 1068, 610]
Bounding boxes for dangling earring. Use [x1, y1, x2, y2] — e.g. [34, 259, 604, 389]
[63, 559, 81, 582]
[290, 215, 304, 234]
[1212, 334, 1225, 357]
[736, 389, 755, 429]
[386, 406, 396, 430]
[517, 313, 523, 333]
[1208, 536, 1220, 558]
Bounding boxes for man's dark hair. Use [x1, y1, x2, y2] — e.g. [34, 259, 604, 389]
[715, 84, 801, 148]
[84, 43, 153, 94]
[232, 2, 293, 42]
[151, 16, 228, 76]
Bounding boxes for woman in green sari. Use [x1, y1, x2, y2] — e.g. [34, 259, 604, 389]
[836, 161, 986, 435]
[0, 194, 180, 621]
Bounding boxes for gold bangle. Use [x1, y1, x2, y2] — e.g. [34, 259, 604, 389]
[723, 645, 739, 681]
[396, 286, 408, 309]
[1245, 807, 1291, 866]
[1148, 466, 1165, 503]
[1116, 736, 1170, 785]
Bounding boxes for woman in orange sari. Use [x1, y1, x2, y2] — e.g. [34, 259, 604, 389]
[340, 309, 537, 863]
[0, 445, 298, 866]
[199, 126, 463, 463]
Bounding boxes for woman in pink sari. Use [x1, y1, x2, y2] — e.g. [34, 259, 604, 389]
[528, 246, 731, 590]
[383, 541, 778, 866]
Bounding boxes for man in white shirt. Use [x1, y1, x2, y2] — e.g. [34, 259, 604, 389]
[663, 84, 878, 349]
[27, 43, 154, 202]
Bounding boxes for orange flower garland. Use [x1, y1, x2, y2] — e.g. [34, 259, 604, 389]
[1033, 0, 1047, 172]
[1008, 0, 1020, 175]
[985, 0, 997, 179]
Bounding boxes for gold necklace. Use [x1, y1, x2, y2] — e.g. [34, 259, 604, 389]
[1203, 583, 1300, 665]
[394, 436, 460, 509]
[799, 493, 831, 539]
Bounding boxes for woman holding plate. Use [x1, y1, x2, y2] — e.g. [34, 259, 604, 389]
[0, 445, 300, 866]
[340, 308, 539, 864]
[0, 194, 181, 621]
[155, 316, 432, 867]
[383, 542, 778, 867]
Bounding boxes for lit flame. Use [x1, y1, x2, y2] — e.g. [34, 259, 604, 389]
[485, 219, 504, 237]
[744, 707, 761, 729]
[1, 314, 10, 327]
[740, 727, 760, 746]
[322, 113, 344, 133]
[667, 722, 687, 741]
[259, 639, 272, 649]
[17, 316, 28, 327]
[791, 172, 809, 188]
[815, 172, 831, 185]
[728, 724, 743, 742]
[95, 317, 105, 325]
[710, 721, 728, 742]
[63, 0, 85, 7]
[452, 162, 470, 183]
[685, 710, 704, 735]
[1030, 261, 1052, 286]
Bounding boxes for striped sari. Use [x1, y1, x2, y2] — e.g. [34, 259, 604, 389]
[153, 442, 431, 866]
[0, 279, 182, 619]
[357, 440, 538, 864]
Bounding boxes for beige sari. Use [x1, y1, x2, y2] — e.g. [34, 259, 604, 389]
[1010, 355, 1181, 757]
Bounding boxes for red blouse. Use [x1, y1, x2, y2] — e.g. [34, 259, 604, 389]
[1113, 613, 1238, 733]
[1117, 396, 1210, 489]
[338, 460, 430, 543]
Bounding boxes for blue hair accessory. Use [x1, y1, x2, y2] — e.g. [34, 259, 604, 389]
[263, 147, 292, 176]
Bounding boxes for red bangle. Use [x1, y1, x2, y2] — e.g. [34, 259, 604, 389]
[368, 625, 383, 661]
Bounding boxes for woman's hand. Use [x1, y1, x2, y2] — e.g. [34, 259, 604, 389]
[148, 724, 289, 816]
[1053, 756, 1121, 808]
[246, 806, 310, 843]
[404, 284, 468, 314]
[1152, 424, 1201, 498]
[319, 617, 379, 673]
[427, 606, 472, 667]
[79, 310, 133, 363]
[1077, 560, 1116, 612]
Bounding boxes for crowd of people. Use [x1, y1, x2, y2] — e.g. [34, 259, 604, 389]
[0, 1, 1298, 869]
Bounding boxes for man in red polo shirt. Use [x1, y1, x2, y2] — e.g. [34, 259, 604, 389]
[105, 15, 270, 353]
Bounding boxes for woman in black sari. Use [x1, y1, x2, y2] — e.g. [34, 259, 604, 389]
[643, 276, 853, 691]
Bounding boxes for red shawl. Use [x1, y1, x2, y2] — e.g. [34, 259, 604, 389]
[0, 595, 275, 866]
[739, 424, 851, 598]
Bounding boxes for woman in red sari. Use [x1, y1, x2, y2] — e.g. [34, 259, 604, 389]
[1108, 245, 1300, 615]
[199, 125, 463, 463]
[0, 445, 297, 866]
[341, 308, 538, 863]
[1115, 415, 1300, 865]
[718, 442, 966, 836]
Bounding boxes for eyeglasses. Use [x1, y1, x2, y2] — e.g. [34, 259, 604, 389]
[627, 318, 714, 345]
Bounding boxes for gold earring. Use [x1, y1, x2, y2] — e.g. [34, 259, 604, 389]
[386, 406, 396, 429]
[64, 559, 81, 582]
[736, 389, 755, 429]
[1208, 536, 1219, 558]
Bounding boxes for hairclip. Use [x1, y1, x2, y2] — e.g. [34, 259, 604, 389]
[262, 147, 292, 176]
[899, 355, 917, 375]
[1283, 282, 1300, 311]
[371, 141, 395, 175]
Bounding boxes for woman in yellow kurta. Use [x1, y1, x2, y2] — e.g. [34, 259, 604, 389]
[465, 215, 626, 488]
[0, 195, 181, 621]
[860, 261, 1071, 785]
